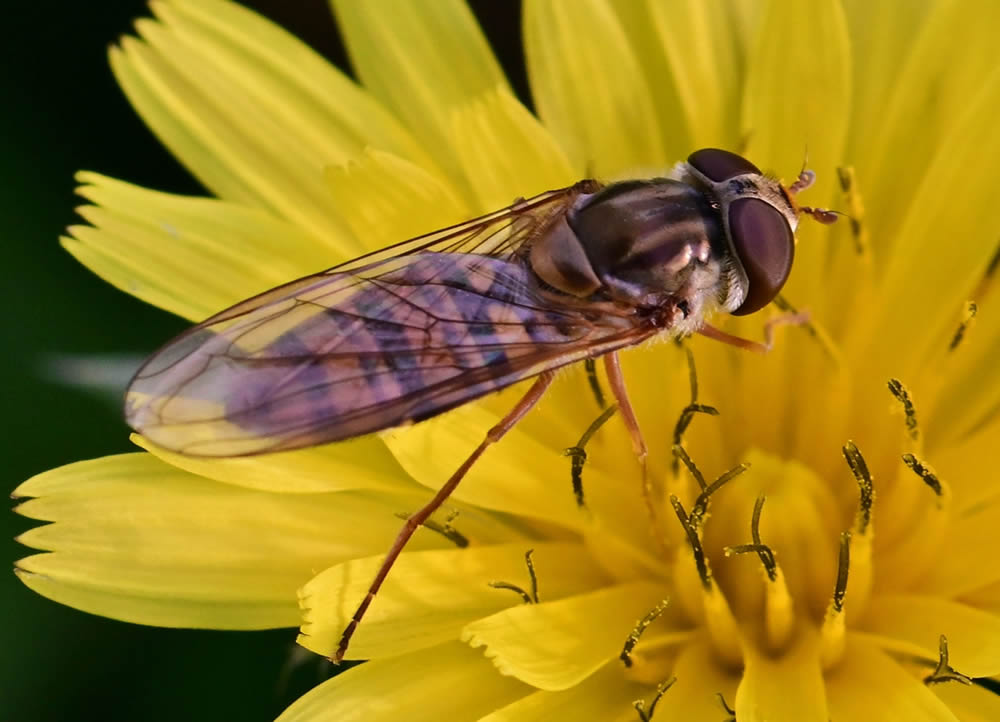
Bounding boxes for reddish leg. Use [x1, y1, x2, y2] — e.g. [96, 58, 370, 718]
[333, 371, 556, 662]
[603, 353, 668, 554]
[698, 310, 810, 353]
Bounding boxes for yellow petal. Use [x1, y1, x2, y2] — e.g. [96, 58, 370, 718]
[450, 86, 576, 212]
[298, 542, 608, 660]
[932, 677, 1000, 722]
[479, 662, 645, 722]
[736, 628, 827, 722]
[826, 635, 959, 722]
[65, 172, 328, 321]
[324, 148, 468, 254]
[14, 454, 456, 629]
[113, 0, 433, 241]
[854, 71, 1000, 378]
[133, 434, 415, 495]
[741, 0, 851, 194]
[156, 0, 435, 168]
[330, 0, 507, 190]
[644, 0, 742, 149]
[383, 385, 586, 529]
[383, 380, 659, 572]
[933, 337, 1000, 447]
[15, 554, 302, 630]
[914, 498, 1000, 597]
[861, 595, 1000, 677]
[461, 582, 669, 691]
[740, 0, 852, 319]
[276, 641, 528, 722]
[523, 0, 666, 178]
[853, 0, 1000, 253]
[963, 579, 1000, 616]
[112, 32, 335, 242]
[607, 3, 690, 158]
[719, 0, 853, 451]
[665, 637, 740, 721]
[931, 420, 1000, 513]
[841, 0, 933, 165]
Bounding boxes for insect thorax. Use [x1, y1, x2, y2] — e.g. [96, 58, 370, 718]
[528, 178, 735, 325]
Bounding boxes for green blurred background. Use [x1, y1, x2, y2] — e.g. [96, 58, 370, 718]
[3, 2, 524, 719]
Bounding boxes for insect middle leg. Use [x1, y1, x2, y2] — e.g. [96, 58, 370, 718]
[603, 353, 669, 555]
[333, 370, 556, 663]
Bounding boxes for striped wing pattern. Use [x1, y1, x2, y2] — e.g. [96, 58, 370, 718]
[126, 186, 653, 456]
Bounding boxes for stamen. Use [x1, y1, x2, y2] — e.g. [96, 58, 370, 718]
[985, 242, 1000, 280]
[671, 346, 719, 477]
[620, 598, 671, 668]
[836, 166, 870, 257]
[395, 510, 469, 548]
[583, 357, 607, 409]
[901, 453, 948, 507]
[833, 531, 850, 613]
[772, 294, 844, 364]
[564, 404, 619, 507]
[973, 240, 1000, 300]
[524, 548, 539, 604]
[685, 344, 700, 401]
[724, 495, 794, 650]
[633, 677, 676, 722]
[841, 441, 876, 610]
[948, 301, 978, 352]
[671, 495, 743, 666]
[716, 692, 736, 721]
[689, 463, 751, 529]
[725, 496, 777, 581]
[672, 445, 707, 491]
[924, 635, 973, 686]
[842, 441, 874, 535]
[487, 581, 533, 604]
[671, 496, 711, 589]
[488, 549, 539, 604]
[820, 532, 851, 669]
[887, 379, 920, 442]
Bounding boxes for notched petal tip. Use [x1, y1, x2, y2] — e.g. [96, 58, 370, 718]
[13, 566, 43, 583]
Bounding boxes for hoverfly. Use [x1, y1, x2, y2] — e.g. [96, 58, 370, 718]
[125, 148, 835, 661]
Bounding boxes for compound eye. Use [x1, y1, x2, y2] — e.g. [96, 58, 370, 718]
[688, 148, 762, 182]
[729, 198, 794, 316]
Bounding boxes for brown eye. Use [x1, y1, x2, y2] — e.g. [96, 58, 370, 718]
[687, 148, 761, 182]
[728, 198, 794, 316]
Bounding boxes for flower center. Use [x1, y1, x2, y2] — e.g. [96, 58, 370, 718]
[702, 450, 842, 628]
[646, 365, 952, 673]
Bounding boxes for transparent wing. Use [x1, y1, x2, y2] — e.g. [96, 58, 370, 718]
[126, 183, 655, 457]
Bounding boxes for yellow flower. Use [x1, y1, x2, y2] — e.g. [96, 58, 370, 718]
[14, 0, 1000, 719]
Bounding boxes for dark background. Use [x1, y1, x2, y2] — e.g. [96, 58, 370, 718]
[3, 2, 523, 719]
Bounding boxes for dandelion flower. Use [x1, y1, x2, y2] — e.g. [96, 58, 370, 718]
[15, 1, 1000, 720]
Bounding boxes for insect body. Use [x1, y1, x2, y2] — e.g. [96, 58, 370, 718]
[124, 148, 832, 660]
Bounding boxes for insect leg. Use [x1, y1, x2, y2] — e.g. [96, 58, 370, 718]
[697, 310, 810, 353]
[603, 353, 668, 554]
[332, 371, 556, 663]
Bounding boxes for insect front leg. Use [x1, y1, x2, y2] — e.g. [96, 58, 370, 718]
[697, 310, 810, 353]
[332, 370, 557, 663]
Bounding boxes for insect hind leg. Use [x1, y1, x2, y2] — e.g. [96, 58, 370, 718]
[332, 370, 556, 663]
